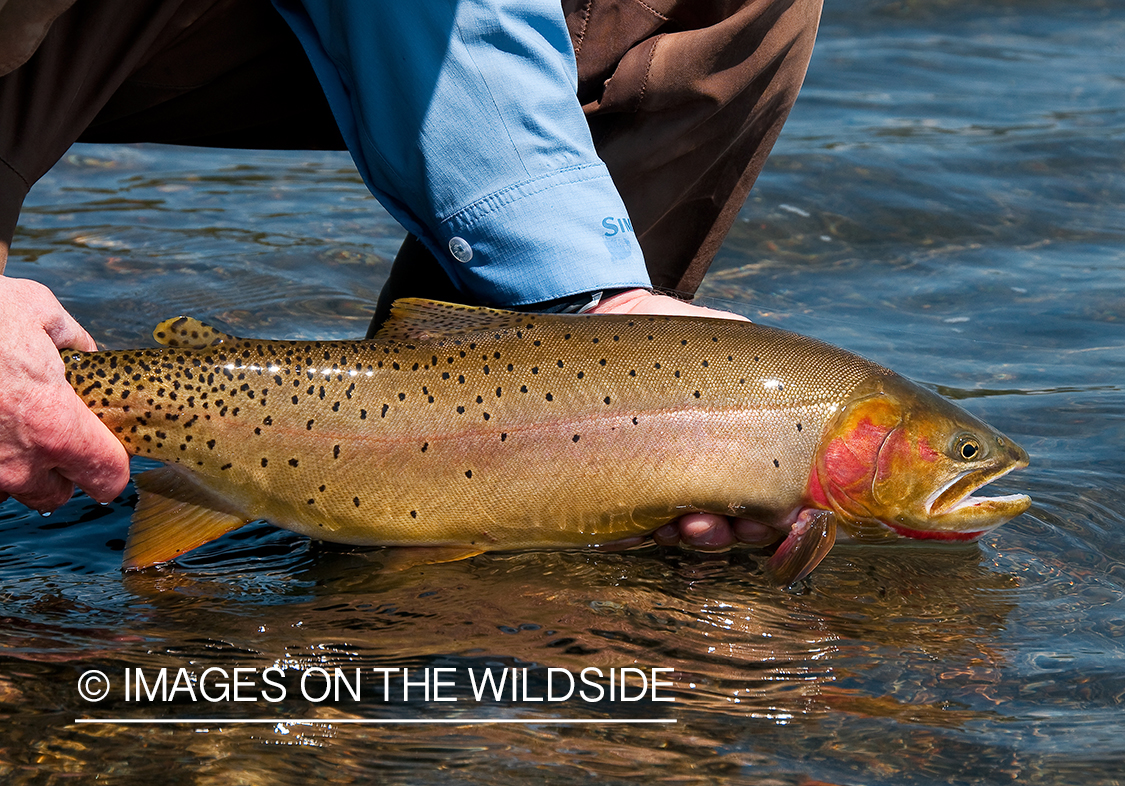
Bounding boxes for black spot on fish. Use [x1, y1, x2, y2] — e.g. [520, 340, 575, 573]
[360, 409, 367, 420]
[465, 470, 473, 479]
[206, 440, 216, 449]
[289, 458, 299, 467]
[572, 434, 580, 442]
[292, 396, 299, 405]
[354, 497, 361, 507]
[500, 433, 507, 442]
[632, 417, 639, 425]
[457, 406, 465, 414]
[334, 445, 340, 459]
[421, 442, 428, 453]
[604, 397, 611, 405]
[545, 393, 553, 401]
[410, 511, 417, 518]
[576, 371, 584, 379]
[773, 459, 780, 468]
[261, 458, 268, 467]
[220, 463, 232, 471]
[797, 423, 803, 432]
[693, 390, 701, 398]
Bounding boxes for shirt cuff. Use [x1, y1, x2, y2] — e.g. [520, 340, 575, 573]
[425, 162, 651, 308]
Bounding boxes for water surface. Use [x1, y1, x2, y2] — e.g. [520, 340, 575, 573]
[2, 1, 1123, 783]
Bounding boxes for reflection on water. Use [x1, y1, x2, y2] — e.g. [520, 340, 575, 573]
[2, 0, 1124, 783]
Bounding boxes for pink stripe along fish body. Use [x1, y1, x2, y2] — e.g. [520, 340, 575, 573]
[62, 299, 1031, 582]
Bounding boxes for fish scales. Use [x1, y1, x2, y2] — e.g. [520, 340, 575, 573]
[66, 304, 878, 545]
[63, 299, 1030, 574]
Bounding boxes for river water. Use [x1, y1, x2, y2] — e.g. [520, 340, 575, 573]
[2, 1, 1123, 783]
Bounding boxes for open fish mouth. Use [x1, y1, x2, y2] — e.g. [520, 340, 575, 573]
[887, 463, 1032, 541]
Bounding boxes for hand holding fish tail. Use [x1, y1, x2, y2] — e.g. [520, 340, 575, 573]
[591, 288, 768, 551]
[0, 277, 130, 511]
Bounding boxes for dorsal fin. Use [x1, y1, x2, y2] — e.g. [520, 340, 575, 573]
[374, 298, 538, 342]
[124, 467, 251, 569]
[153, 317, 238, 348]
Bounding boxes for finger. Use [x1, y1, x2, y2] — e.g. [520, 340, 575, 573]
[676, 513, 735, 550]
[595, 535, 647, 552]
[50, 396, 130, 504]
[732, 518, 785, 546]
[10, 467, 75, 513]
[653, 522, 681, 546]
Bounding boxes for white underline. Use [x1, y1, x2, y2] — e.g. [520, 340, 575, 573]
[75, 717, 677, 725]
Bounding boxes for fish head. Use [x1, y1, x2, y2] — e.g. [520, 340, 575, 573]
[812, 374, 1031, 542]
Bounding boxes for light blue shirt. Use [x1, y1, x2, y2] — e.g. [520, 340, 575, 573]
[273, 0, 651, 307]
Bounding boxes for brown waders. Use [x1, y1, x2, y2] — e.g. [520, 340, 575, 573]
[0, 0, 822, 328]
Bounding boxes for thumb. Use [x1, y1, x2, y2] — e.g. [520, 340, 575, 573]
[42, 302, 98, 353]
[51, 394, 131, 504]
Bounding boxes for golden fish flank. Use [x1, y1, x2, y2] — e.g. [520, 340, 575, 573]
[63, 299, 1031, 578]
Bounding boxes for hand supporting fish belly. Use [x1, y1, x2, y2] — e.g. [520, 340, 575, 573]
[62, 299, 1031, 582]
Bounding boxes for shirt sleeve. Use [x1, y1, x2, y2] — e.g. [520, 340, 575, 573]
[272, 0, 651, 307]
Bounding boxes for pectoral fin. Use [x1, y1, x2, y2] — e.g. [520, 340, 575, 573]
[765, 509, 837, 586]
[124, 467, 251, 570]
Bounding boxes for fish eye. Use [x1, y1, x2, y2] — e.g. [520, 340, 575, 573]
[956, 437, 981, 461]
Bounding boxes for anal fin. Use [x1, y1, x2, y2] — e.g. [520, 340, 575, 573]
[377, 545, 485, 573]
[124, 467, 251, 570]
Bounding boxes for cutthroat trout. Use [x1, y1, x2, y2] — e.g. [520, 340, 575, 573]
[62, 299, 1031, 581]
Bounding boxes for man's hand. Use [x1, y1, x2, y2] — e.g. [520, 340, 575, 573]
[0, 277, 130, 512]
[589, 288, 787, 551]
